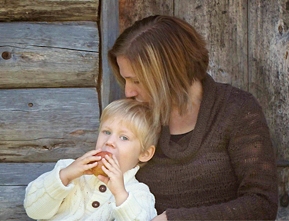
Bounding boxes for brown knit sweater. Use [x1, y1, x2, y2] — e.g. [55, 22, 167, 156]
[136, 74, 278, 220]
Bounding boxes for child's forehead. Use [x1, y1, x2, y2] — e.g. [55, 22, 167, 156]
[102, 115, 133, 128]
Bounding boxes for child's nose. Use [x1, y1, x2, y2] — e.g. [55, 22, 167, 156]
[105, 141, 114, 147]
[102, 138, 115, 151]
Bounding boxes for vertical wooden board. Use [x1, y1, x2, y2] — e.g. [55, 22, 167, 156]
[0, 88, 99, 162]
[248, 0, 289, 158]
[174, 0, 248, 90]
[277, 167, 289, 220]
[119, 0, 174, 32]
[0, 22, 99, 88]
[99, 0, 123, 110]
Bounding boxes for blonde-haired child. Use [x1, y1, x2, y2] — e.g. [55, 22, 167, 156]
[24, 99, 160, 221]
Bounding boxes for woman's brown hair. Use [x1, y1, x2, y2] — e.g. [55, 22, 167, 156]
[108, 15, 209, 126]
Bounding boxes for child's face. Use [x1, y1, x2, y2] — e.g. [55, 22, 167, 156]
[95, 117, 142, 173]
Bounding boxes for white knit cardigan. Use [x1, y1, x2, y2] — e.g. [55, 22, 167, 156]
[24, 159, 157, 221]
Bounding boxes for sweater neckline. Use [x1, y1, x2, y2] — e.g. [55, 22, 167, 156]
[157, 74, 217, 160]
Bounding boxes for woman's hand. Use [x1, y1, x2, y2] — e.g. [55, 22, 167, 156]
[59, 149, 101, 186]
[151, 211, 167, 221]
[97, 154, 129, 206]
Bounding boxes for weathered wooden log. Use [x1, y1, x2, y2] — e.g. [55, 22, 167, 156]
[0, 163, 55, 221]
[0, 22, 99, 88]
[0, 0, 99, 22]
[0, 88, 99, 162]
[0, 186, 32, 221]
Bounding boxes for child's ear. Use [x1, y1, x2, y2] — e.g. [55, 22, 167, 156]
[138, 145, 155, 163]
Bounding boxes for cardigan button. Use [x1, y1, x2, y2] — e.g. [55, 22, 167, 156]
[92, 201, 100, 208]
[99, 185, 107, 192]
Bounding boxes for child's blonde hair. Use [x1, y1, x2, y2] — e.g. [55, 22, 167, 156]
[100, 99, 160, 154]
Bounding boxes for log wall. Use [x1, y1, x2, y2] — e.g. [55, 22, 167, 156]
[0, 1, 102, 220]
[1, 0, 289, 220]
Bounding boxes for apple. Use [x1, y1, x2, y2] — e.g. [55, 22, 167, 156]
[90, 151, 112, 177]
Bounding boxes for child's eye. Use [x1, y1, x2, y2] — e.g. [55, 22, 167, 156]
[120, 136, 129, 141]
[103, 130, 111, 135]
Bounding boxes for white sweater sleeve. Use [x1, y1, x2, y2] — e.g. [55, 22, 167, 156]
[24, 159, 75, 220]
[112, 183, 157, 221]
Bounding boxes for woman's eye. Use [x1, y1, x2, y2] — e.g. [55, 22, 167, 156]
[120, 136, 129, 141]
[133, 79, 140, 84]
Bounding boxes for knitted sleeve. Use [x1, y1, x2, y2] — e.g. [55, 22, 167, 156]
[112, 182, 157, 221]
[24, 159, 75, 219]
[166, 94, 278, 220]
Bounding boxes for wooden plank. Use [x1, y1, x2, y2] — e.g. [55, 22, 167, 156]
[99, 0, 123, 110]
[0, 0, 99, 22]
[248, 0, 289, 157]
[0, 22, 99, 88]
[0, 163, 69, 221]
[119, 0, 174, 32]
[0, 163, 55, 185]
[174, 0, 248, 90]
[0, 163, 43, 220]
[0, 88, 99, 162]
[0, 186, 33, 221]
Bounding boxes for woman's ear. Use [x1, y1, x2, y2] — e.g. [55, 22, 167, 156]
[138, 145, 155, 163]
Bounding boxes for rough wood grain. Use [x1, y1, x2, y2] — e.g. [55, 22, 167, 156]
[248, 0, 289, 158]
[0, 163, 54, 221]
[0, 88, 99, 162]
[119, 0, 173, 32]
[0, 186, 32, 221]
[0, 0, 99, 22]
[0, 22, 99, 88]
[0, 163, 55, 185]
[175, 0, 248, 90]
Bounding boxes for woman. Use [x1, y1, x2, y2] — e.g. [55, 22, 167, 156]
[108, 15, 278, 220]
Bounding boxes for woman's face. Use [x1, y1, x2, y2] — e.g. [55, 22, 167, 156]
[117, 56, 150, 102]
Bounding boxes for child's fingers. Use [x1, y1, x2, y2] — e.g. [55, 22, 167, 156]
[85, 155, 101, 165]
[85, 161, 98, 170]
[111, 154, 120, 167]
[101, 157, 121, 176]
[101, 158, 111, 171]
[104, 154, 119, 167]
[78, 149, 100, 160]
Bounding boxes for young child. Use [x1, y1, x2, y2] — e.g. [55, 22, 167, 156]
[24, 99, 160, 221]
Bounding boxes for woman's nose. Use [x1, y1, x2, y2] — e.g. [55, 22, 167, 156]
[125, 84, 138, 98]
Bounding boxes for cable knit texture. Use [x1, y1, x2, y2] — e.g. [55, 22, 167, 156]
[136, 74, 278, 220]
[24, 160, 157, 221]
